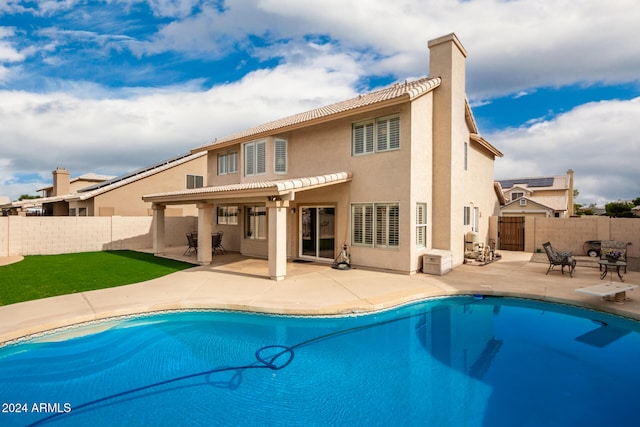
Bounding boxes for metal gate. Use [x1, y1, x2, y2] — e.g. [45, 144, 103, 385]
[499, 216, 525, 251]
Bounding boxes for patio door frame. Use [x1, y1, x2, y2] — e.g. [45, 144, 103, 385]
[299, 205, 336, 261]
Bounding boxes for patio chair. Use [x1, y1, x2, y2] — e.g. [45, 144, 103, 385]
[542, 241, 576, 277]
[212, 231, 226, 255]
[183, 232, 198, 256]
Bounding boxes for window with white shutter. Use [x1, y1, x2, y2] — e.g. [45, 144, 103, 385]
[244, 140, 266, 176]
[351, 202, 398, 248]
[352, 121, 374, 155]
[416, 203, 427, 247]
[352, 115, 399, 155]
[274, 139, 287, 173]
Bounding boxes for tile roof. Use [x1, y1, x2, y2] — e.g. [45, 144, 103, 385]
[193, 77, 442, 152]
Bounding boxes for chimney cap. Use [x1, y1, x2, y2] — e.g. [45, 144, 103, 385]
[427, 33, 467, 58]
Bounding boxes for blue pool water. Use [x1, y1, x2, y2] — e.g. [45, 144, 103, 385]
[1, 296, 639, 426]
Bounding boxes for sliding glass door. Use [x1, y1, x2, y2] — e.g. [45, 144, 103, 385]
[300, 207, 335, 260]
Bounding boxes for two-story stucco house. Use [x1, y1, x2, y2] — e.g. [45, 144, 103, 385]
[144, 33, 503, 280]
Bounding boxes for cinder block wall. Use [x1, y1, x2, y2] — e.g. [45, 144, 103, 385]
[0, 216, 197, 256]
[526, 216, 638, 257]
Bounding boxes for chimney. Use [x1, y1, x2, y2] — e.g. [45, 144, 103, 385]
[52, 167, 70, 196]
[567, 169, 575, 216]
[428, 33, 468, 250]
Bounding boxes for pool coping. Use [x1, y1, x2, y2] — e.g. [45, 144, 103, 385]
[1, 250, 639, 344]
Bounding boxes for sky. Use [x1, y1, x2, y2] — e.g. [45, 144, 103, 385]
[1, 0, 639, 207]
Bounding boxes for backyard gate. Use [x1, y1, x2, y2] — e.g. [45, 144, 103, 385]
[499, 216, 525, 251]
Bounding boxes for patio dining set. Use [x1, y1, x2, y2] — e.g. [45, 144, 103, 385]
[183, 231, 225, 257]
[543, 240, 637, 304]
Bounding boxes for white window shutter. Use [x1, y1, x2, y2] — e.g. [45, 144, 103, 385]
[274, 139, 287, 173]
[256, 140, 266, 174]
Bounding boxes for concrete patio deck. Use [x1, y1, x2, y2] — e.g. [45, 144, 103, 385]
[1, 249, 639, 344]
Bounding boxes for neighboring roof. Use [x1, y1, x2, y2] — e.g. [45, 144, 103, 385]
[72, 152, 206, 200]
[497, 176, 566, 190]
[143, 172, 352, 205]
[505, 185, 533, 195]
[38, 173, 115, 192]
[3, 194, 67, 209]
[2, 152, 207, 209]
[503, 197, 555, 212]
[192, 77, 442, 152]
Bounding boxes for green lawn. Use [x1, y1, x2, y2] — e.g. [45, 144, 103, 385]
[0, 251, 195, 306]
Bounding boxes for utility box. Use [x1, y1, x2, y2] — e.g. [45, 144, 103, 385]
[423, 249, 453, 275]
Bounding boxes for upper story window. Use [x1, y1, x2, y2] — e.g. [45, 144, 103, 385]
[244, 140, 266, 176]
[186, 174, 204, 189]
[352, 115, 400, 156]
[274, 138, 287, 174]
[218, 151, 238, 175]
[464, 141, 468, 170]
[511, 192, 524, 201]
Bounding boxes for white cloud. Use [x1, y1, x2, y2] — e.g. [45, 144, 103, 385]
[0, 51, 359, 200]
[491, 97, 640, 206]
[2, 0, 640, 207]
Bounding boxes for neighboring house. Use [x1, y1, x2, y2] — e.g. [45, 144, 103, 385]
[496, 170, 575, 218]
[2, 152, 207, 217]
[144, 33, 504, 280]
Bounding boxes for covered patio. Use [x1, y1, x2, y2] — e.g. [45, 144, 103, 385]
[142, 172, 352, 281]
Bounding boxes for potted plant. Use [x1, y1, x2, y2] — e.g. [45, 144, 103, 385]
[603, 248, 623, 263]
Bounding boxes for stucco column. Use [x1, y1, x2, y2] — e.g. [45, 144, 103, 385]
[152, 204, 166, 255]
[267, 199, 289, 281]
[197, 203, 214, 265]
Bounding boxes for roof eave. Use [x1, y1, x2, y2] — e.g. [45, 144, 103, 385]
[470, 133, 503, 158]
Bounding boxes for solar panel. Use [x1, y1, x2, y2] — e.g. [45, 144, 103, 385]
[497, 177, 554, 189]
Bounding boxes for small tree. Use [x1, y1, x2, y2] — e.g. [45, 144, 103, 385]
[17, 194, 41, 201]
[605, 201, 634, 217]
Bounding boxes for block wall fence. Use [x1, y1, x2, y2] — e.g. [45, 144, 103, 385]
[0, 216, 197, 257]
[1, 215, 638, 270]
[489, 215, 639, 270]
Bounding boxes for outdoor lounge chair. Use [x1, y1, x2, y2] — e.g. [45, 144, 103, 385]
[542, 241, 576, 277]
[183, 232, 198, 256]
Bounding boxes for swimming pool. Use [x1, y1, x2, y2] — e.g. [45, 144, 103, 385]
[1, 296, 639, 426]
